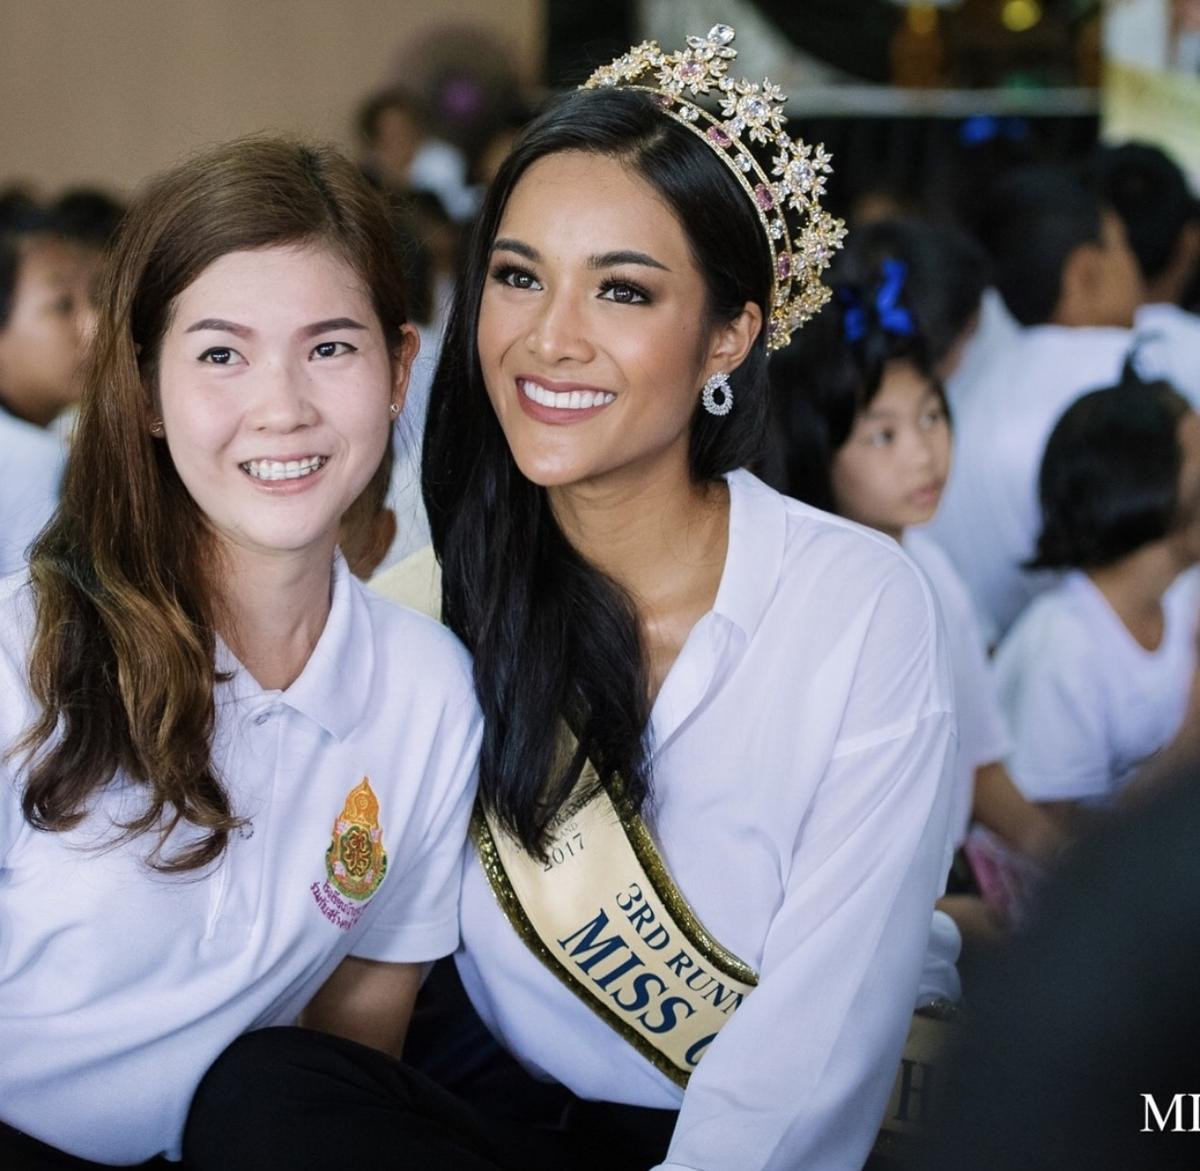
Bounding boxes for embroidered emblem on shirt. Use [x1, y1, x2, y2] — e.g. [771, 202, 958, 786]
[326, 777, 388, 900]
[311, 778, 387, 930]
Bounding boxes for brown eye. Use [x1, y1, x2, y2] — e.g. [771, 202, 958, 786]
[311, 341, 356, 359]
[598, 279, 649, 305]
[199, 347, 236, 365]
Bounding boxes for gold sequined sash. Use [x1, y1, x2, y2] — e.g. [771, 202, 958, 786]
[472, 758, 758, 1087]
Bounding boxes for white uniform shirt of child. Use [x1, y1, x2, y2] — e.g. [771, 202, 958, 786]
[943, 287, 1020, 416]
[0, 410, 64, 577]
[994, 567, 1200, 804]
[455, 471, 957, 1171]
[0, 556, 481, 1164]
[1135, 302, 1200, 410]
[904, 531, 1010, 850]
[923, 324, 1133, 642]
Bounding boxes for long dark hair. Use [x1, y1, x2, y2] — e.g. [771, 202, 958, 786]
[16, 137, 408, 872]
[423, 87, 772, 852]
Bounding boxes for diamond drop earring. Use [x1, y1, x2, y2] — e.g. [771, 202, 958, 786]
[701, 371, 733, 416]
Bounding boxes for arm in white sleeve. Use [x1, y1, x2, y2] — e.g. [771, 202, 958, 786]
[654, 713, 955, 1171]
[656, 562, 957, 1171]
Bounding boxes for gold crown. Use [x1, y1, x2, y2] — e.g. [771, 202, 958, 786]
[583, 24, 846, 351]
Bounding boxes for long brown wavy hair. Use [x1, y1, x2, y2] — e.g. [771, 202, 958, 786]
[14, 137, 409, 871]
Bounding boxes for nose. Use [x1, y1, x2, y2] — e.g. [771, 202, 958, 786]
[909, 426, 938, 470]
[246, 358, 320, 432]
[525, 285, 595, 365]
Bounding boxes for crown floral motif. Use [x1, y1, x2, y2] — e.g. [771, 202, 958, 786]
[583, 24, 846, 350]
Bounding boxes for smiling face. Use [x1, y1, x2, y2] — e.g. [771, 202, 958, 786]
[154, 243, 413, 568]
[830, 360, 951, 540]
[476, 149, 751, 493]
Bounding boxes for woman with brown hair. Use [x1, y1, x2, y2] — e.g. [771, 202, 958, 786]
[0, 138, 483, 1168]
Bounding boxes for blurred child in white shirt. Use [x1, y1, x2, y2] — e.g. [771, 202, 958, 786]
[768, 219, 1064, 947]
[994, 371, 1200, 833]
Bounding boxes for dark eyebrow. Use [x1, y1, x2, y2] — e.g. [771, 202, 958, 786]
[492, 238, 538, 261]
[184, 318, 252, 338]
[588, 250, 669, 272]
[491, 239, 670, 273]
[301, 318, 368, 337]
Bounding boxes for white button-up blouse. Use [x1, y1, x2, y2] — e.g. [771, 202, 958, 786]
[456, 470, 957, 1171]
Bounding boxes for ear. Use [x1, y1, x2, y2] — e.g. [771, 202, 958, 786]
[389, 324, 421, 414]
[702, 300, 764, 381]
[1055, 243, 1103, 325]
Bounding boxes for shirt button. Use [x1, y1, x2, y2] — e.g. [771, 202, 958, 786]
[253, 711, 272, 726]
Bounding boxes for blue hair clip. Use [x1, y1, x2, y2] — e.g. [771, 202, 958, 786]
[837, 286, 868, 342]
[959, 114, 1031, 147]
[836, 259, 914, 343]
[874, 259, 915, 337]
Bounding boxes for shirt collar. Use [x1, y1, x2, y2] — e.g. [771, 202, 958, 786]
[215, 555, 374, 741]
[711, 469, 788, 641]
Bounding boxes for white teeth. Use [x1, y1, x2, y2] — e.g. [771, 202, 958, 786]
[519, 380, 615, 410]
[242, 456, 327, 482]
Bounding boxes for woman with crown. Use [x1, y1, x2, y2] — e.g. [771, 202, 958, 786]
[185, 26, 956, 1171]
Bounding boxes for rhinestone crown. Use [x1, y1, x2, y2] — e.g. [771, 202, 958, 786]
[583, 24, 846, 350]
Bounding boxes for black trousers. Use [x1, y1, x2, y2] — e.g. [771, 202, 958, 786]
[184, 1026, 677, 1171]
[185, 959, 677, 1170]
[0, 1121, 175, 1170]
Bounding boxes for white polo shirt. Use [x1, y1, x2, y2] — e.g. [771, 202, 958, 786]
[904, 531, 1010, 849]
[923, 324, 1134, 642]
[1135, 301, 1200, 409]
[944, 287, 1020, 414]
[442, 472, 955, 1171]
[0, 556, 481, 1164]
[0, 409, 64, 577]
[993, 568, 1199, 806]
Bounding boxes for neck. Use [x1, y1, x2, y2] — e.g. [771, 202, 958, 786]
[1087, 541, 1185, 649]
[216, 538, 339, 690]
[547, 452, 728, 611]
[1143, 274, 1187, 308]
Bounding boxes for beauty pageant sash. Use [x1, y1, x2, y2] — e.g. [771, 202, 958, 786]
[472, 758, 759, 1087]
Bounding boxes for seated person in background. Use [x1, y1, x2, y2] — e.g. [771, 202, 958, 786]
[0, 205, 97, 575]
[994, 371, 1200, 834]
[1090, 141, 1200, 408]
[355, 84, 474, 223]
[768, 219, 1064, 952]
[0, 137, 482, 1169]
[49, 187, 126, 255]
[924, 165, 1144, 642]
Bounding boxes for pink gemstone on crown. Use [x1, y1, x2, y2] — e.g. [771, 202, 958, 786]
[680, 61, 704, 80]
[707, 126, 731, 147]
[776, 253, 792, 279]
[754, 184, 775, 210]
